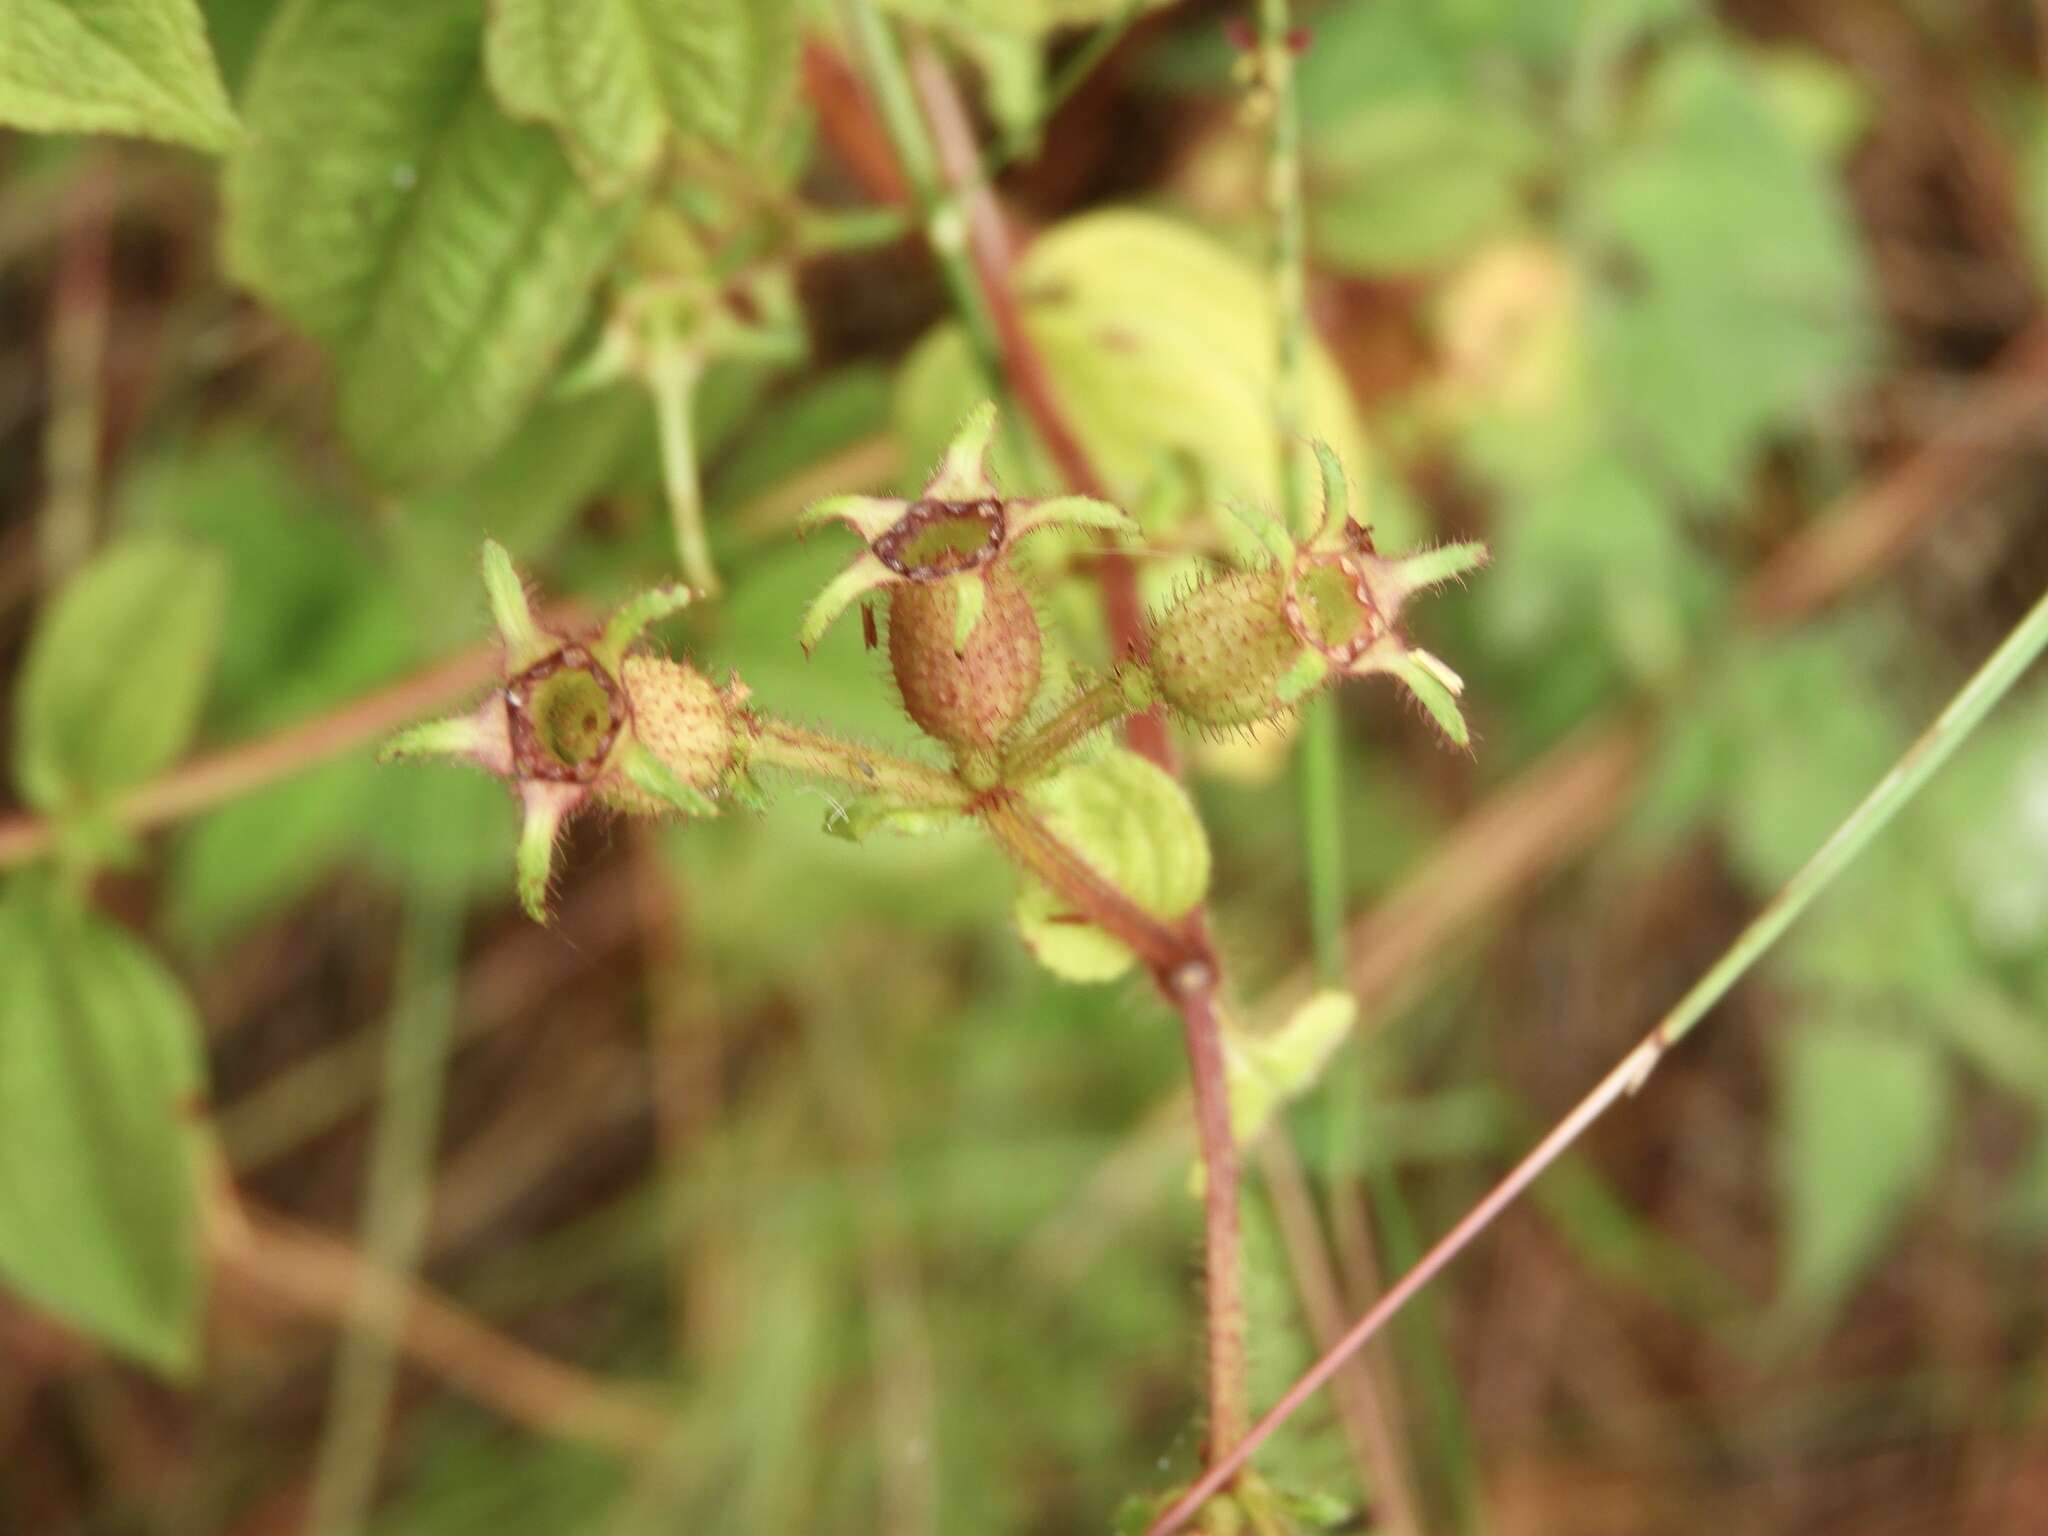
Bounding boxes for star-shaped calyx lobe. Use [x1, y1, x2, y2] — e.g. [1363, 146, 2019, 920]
[1148, 443, 1488, 742]
[797, 402, 1135, 654]
[381, 541, 746, 921]
[797, 402, 1137, 755]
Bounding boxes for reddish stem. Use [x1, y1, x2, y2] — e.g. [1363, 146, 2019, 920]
[978, 792, 1244, 1451]
[828, 19, 1244, 1474]
[903, 40, 1173, 771]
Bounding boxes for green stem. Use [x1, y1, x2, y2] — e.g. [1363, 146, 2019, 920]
[1259, 2, 1471, 1519]
[1260, 0, 1310, 536]
[833, 0, 1006, 387]
[1148, 582, 2048, 1535]
[988, 0, 1151, 173]
[306, 899, 464, 1536]
[1658, 589, 2048, 1050]
[1297, 697, 1346, 985]
[1002, 667, 1154, 783]
[745, 715, 968, 807]
[647, 337, 719, 596]
[1257, 0, 1344, 989]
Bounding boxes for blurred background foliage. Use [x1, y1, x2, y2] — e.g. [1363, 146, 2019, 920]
[4, 0, 2048, 1532]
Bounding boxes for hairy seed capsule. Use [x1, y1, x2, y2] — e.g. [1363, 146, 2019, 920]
[888, 564, 1042, 752]
[1147, 569, 1311, 729]
[622, 656, 735, 790]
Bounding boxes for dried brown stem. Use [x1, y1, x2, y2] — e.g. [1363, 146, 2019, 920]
[0, 625, 565, 869]
[210, 1197, 673, 1460]
[1256, 1135, 1419, 1536]
[1744, 316, 2048, 622]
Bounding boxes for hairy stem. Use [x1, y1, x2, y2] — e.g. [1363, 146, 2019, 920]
[1149, 582, 2048, 1535]
[1001, 667, 1155, 783]
[976, 792, 1247, 1446]
[976, 791, 1187, 973]
[868, 15, 1172, 768]
[1176, 973, 1249, 1454]
[833, 11, 1246, 1467]
[744, 714, 968, 806]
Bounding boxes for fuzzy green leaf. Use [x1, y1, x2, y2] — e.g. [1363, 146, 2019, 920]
[13, 537, 225, 817]
[1014, 749, 1211, 983]
[1224, 990, 1358, 1148]
[222, 0, 635, 484]
[485, 0, 798, 194]
[897, 211, 1417, 559]
[0, 886, 208, 1374]
[1584, 43, 1871, 505]
[1774, 1018, 1948, 1328]
[0, 0, 238, 151]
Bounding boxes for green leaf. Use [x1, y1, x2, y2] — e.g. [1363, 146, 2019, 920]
[1774, 1018, 1948, 1328]
[1482, 455, 1705, 685]
[1223, 990, 1357, 1147]
[222, 0, 635, 484]
[1014, 749, 1211, 983]
[13, 536, 226, 816]
[1922, 685, 2048, 958]
[1583, 43, 1871, 504]
[0, 0, 238, 151]
[1636, 619, 1902, 886]
[116, 431, 386, 722]
[896, 210, 1417, 558]
[484, 0, 799, 194]
[0, 885, 208, 1374]
[1309, 101, 1538, 274]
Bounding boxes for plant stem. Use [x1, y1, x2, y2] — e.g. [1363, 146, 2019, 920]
[834, 10, 1248, 1467]
[855, 11, 1172, 767]
[1297, 700, 1347, 984]
[976, 791, 1248, 1448]
[1001, 667, 1153, 782]
[1148, 580, 2048, 1535]
[744, 714, 968, 807]
[1256, 0, 1346, 991]
[1177, 977, 1250, 1455]
[976, 791, 1188, 974]
[1257, 5, 1472, 1517]
[833, 0, 1006, 383]
[988, 0, 1151, 172]
[306, 899, 463, 1536]
[647, 336, 720, 595]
